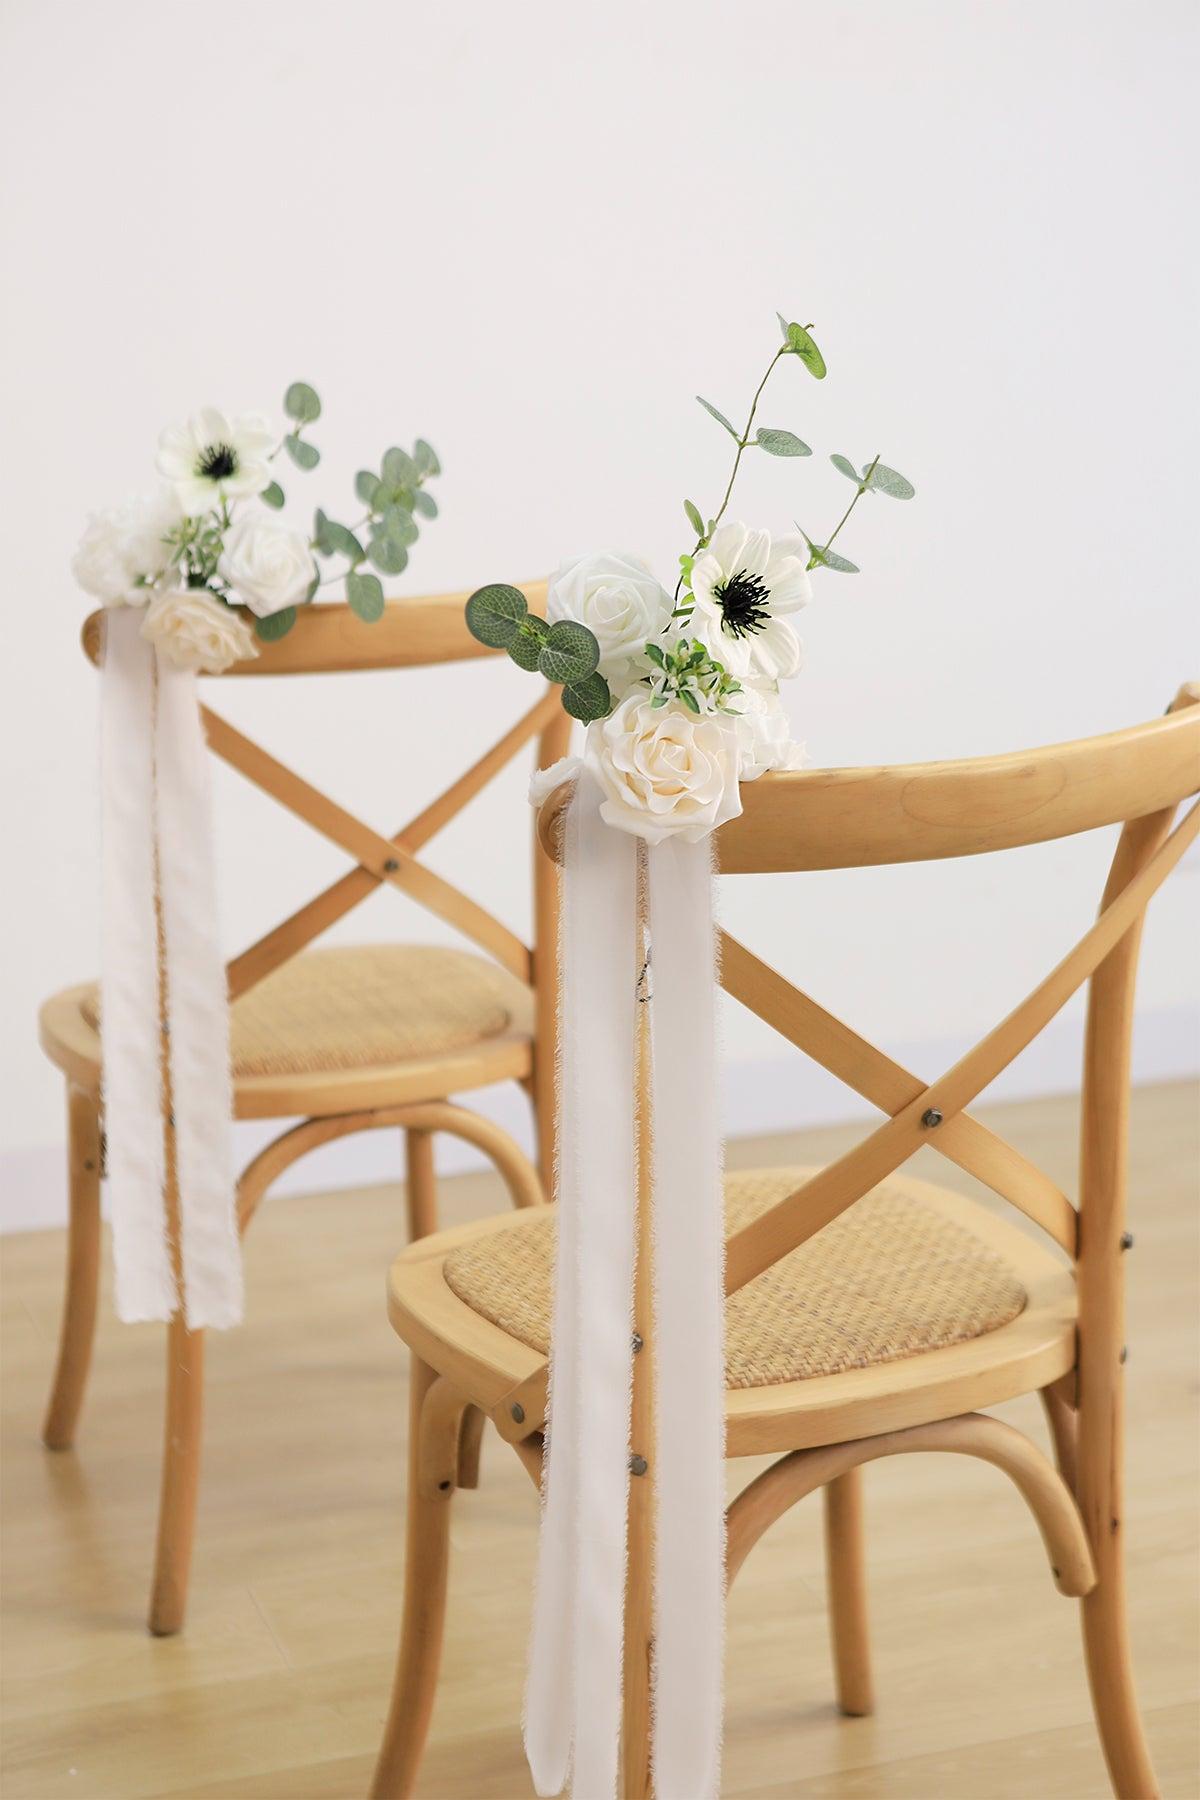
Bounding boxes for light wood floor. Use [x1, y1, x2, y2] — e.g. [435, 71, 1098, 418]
[2, 1084, 1198, 1800]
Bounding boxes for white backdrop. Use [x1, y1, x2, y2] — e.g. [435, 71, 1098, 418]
[2, 0, 1197, 1226]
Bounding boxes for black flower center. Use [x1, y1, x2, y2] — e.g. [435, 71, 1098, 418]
[714, 568, 771, 638]
[197, 442, 238, 481]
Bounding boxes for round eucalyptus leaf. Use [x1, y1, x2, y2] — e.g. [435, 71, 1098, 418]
[696, 395, 739, 439]
[284, 382, 321, 423]
[539, 618, 600, 685]
[313, 507, 332, 553]
[285, 434, 320, 471]
[346, 571, 385, 622]
[412, 489, 438, 519]
[465, 582, 528, 648]
[507, 627, 544, 671]
[776, 309, 791, 343]
[379, 504, 418, 547]
[830, 453, 860, 483]
[254, 605, 297, 641]
[382, 445, 416, 487]
[304, 570, 321, 602]
[866, 462, 916, 500]
[414, 439, 441, 476]
[323, 520, 364, 561]
[684, 498, 705, 536]
[786, 324, 827, 378]
[755, 427, 812, 457]
[260, 481, 286, 510]
[562, 672, 612, 723]
[368, 536, 408, 575]
[355, 470, 381, 507]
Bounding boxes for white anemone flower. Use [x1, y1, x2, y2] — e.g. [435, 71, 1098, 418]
[156, 408, 275, 513]
[688, 521, 812, 682]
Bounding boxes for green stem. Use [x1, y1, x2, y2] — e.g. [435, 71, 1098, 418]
[674, 344, 788, 603]
[807, 453, 880, 568]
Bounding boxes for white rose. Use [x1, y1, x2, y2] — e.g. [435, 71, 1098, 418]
[217, 514, 315, 618]
[729, 684, 807, 781]
[72, 488, 181, 606]
[589, 694, 743, 844]
[548, 551, 672, 692]
[141, 588, 258, 673]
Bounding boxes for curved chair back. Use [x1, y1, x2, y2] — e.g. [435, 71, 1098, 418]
[85, 585, 569, 1171]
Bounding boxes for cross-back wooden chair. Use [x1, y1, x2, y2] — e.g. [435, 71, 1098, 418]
[37, 586, 569, 1636]
[369, 683, 1199, 1800]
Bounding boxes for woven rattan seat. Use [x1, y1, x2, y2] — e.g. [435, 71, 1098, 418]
[80, 944, 533, 1078]
[443, 1167, 1027, 1389]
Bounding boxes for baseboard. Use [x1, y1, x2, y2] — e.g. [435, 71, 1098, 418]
[3, 1004, 1196, 1236]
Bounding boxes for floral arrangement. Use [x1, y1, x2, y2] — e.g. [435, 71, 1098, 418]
[464, 314, 914, 842]
[73, 383, 440, 672]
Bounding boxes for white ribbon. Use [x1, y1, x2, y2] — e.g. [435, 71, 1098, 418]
[525, 771, 725, 1800]
[100, 610, 243, 1328]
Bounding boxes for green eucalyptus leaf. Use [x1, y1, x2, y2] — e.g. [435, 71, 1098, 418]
[260, 480, 285, 510]
[414, 438, 441, 476]
[696, 395, 740, 439]
[323, 520, 364, 560]
[562, 672, 612, 723]
[355, 470, 381, 507]
[810, 545, 860, 573]
[464, 582, 528, 648]
[755, 427, 812, 457]
[411, 489, 438, 519]
[382, 445, 417, 487]
[285, 434, 320, 470]
[284, 382, 321, 423]
[313, 507, 333, 553]
[776, 309, 791, 343]
[368, 536, 408, 575]
[379, 504, 418, 546]
[684, 498, 705, 536]
[255, 605, 297, 641]
[346, 571, 385, 622]
[830, 453, 860, 483]
[305, 570, 321, 602]
[507, 627, 544, 671]
[865, 462, 916, 499]
[786, 323, 827, 378]
[539, 618, 600, 685]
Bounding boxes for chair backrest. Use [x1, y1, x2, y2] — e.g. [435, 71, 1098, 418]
[538, 684, 1200, 1294]
[85, 587, 569, 1166]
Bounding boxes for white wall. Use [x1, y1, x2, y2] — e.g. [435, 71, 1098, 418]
[2, 0, 1197, 1224]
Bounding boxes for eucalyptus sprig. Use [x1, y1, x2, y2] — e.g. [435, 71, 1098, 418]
[464, 584, 610, 721]
[797, 452, 915, 574]
[257, 382, 442, 631]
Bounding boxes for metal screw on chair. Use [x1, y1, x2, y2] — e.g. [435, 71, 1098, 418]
[510, 1403, 525, 1423]
[921, 1107, 944, 1129]
[629, 1453, 648, 1477]
[632, 1332, 644, 1354]
[1120, 1231, 1134, 1251]
[1119, 1346, 1129, 1364]
[383, 857, 400, 873]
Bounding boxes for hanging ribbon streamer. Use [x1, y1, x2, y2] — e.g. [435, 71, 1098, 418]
[100, 610, 243, 1328]
[525, 771, 725, 1800]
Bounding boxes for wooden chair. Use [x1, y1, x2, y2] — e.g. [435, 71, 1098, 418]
[370, 683, 1199, 1800]
[37, 587, 569, 1636]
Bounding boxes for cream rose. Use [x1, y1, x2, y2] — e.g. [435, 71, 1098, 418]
[548, 551, 672, 689]
[141, 588, 258, 673]
[72, 488, 180, 606]
[589, 694, 743, 844]
[729, 684, 807, 780]
[217, 514, 315, 618]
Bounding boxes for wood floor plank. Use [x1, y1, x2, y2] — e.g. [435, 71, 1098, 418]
[2, 1084, 1196, 1798]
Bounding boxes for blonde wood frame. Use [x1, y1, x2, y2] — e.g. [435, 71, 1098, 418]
[41, 588, 569, 1638]
[372, 684, 1198, 1800]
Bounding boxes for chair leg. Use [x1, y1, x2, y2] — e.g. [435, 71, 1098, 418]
[1081, 1564, 1158, 1800]
[824, 1468, 874, 1717]
[404, 1127, 437, 1242]
[147, 1313, 205, 1636]
[42, 1085, 103, 1450]
[371, 1361, 462, 1800]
